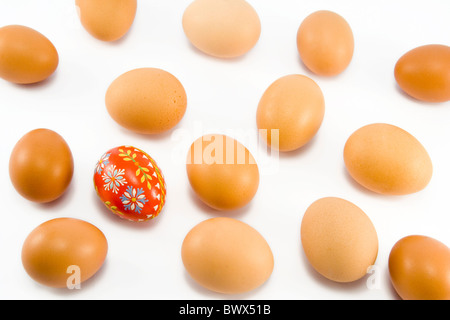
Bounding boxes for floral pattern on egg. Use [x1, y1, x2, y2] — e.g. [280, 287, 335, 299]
[94, 146, 166, 222]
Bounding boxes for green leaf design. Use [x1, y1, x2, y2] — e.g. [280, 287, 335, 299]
[119, 147, 153, 190]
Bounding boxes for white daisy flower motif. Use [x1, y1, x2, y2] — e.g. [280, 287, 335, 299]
[95, 152, 111, 174]
[102, 165, 127, 194]
[120, 186, 149, 214]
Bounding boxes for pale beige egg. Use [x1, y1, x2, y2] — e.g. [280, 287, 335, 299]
[182, 0, 261, 58]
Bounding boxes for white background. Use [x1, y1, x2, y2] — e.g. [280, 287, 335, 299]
[0, 0, 449, 300]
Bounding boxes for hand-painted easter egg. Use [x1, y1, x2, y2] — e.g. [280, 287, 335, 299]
[93, 146, 166, 222]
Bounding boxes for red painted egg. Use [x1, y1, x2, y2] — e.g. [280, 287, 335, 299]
[93, 146, 166, 222]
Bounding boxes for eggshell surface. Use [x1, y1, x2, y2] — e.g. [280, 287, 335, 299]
[394, 44, 450, 103]
[105, 68, 187, 134]
[182, 0, 261, 58]
[186, 134, 259, 211]
[9, 128, 74, 203]
[22, 218, 108, 288]
[256, 74, 325, 152]
[0, 25, 58, 84]
[182, 217, 274, 294]
[76, 0, 137, 42]
[301, 197, 378, 283]
[344, 123, 433, 195]
[389, 235, 450, 300]
[93, 146, 166, 222]
[297, 10, 354, 76]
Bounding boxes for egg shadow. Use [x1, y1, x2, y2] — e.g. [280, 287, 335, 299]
[182, 269, 270, 300]
[296, 56, 316, 77]
[385, 273, 402, 300]
[296, 55, 354, 80]
[108, 120, 183, 144]
[9, 70, 59, 90]
[394, 82, 449, 106]
[35, 175, 77, 212]
[26, 258, 110, 298]
[342, 166, 388, 199]
[62, 261, 109, 297]
[275, 134, 320, 160]
[91, 191, 164, 231]
[79, 15, 135, 47]
[184, 40, 251, 64]
[103, 27, 134, 47]
[342, 165, 421, 204]
[298, 247, 371, 294]
[187, 186, 254, 219]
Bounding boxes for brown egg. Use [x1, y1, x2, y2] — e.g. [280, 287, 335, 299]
[301, 197, 378, 283]
[182, 0, 261, 58]
[395, 44, 450, 103]
[105, 68, 187, 134]
[297, 10, 354, 76]
[76, 0, 137, 42]
[0, 25, 58, 84]
[389, 235, 450, 300]
[186, 134, 259, 211]
[344, 123, 433, 195]
[22, 218, 108, 288]
[182, 217, 274, 294]
[9, 129, 74, 203]
[256, 74, 325, 152]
